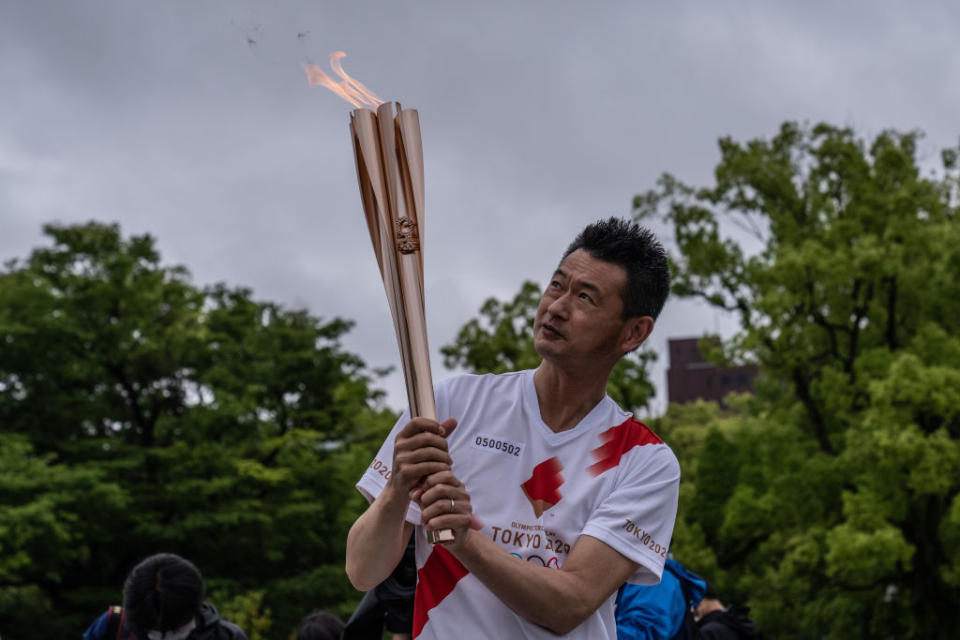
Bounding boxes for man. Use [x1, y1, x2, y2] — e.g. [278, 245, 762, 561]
[346, 218, 680, 638]
[82, 553, 247, 640]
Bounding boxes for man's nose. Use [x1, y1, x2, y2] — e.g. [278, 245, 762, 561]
[547, 293, 571, 318]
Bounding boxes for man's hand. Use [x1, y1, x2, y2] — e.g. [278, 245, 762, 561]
[388, 417, 458, 498]
[418, 469, 475, 541]
[346, 416, 457, 590]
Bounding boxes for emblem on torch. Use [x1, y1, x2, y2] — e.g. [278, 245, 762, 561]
[306, 53, 453, 544]
[396, 218, 420, 253]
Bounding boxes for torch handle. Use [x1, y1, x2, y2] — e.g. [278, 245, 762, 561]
[395, 253, 455, 545]
[396, 251, 436, 420]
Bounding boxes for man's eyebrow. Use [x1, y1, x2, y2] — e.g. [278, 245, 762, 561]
[553, 268, 602, 295]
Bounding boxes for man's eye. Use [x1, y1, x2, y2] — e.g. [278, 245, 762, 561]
[579, 292, 593, 302]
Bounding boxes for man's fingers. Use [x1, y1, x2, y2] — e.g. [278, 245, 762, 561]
[397, 446, 452, 467]
[397, 430, 450, 454]
[425, 513, 473, 534]
[398, 461, 450, 484]
[389, 417, 460, 496]
[397, 417, 444, 438]
[438, 417, 458, 438]
[420, 487, 469, 512]
[420, 469, 463, 490]
[419, 483, 472, 523]
[397, 417, 457, 438]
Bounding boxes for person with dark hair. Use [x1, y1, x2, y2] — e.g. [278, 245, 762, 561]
[694, 585, 759, 640]
[82, 553, 248, 640]
[560, 217, 671, 321]
[346, 218, 680, 639]
[295, 610, 345, 640]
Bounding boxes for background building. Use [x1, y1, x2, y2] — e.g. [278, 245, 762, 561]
[666, 337, 758, 405]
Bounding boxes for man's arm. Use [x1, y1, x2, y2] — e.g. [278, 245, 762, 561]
[345, 417, 456, 591]
[419, 471, 642, 635]
[459, 531, 637, 634]
[345, 486, 417, 591]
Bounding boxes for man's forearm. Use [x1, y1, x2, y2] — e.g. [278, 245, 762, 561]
[345, 484, 414, 591]
[449, 530, 624, 635]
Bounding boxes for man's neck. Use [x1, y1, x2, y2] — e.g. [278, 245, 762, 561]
[533, 362, 611, 432]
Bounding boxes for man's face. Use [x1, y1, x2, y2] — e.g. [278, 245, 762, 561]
[533, 249, 632, 366]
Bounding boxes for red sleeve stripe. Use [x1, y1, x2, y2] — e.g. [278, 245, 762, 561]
[588, 417, 663, 477]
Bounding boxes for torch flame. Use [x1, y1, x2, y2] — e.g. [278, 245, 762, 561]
[303, 52, 383, 108]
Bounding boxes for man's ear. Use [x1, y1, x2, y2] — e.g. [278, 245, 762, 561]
[621, 316, 654, 353]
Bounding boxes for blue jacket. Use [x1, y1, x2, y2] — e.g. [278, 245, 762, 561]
[615, 558, 707, 640]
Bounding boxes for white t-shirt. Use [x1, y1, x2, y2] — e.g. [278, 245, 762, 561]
[357, 370, 680, 639]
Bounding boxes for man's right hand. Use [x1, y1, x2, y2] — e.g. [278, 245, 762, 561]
[388, 417, 458, 499]
[346, 416, 458, 590]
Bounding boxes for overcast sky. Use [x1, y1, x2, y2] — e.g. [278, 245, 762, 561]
[3, 0, 958, 415]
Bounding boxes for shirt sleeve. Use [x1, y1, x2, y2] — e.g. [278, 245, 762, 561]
[580, 444, 681, 584]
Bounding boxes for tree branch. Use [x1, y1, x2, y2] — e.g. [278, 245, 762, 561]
[791, 367, 834, 454]
[846, 280, 874, 382]
[885, 276, 898, 350]
[103, 361, 153, 448]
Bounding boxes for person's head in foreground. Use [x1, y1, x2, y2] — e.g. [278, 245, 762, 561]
[296, 610, 346, 640]
[122, 553, 204, 640]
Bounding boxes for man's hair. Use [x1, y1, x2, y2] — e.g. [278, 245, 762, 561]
[122, 553, 205, 634]
[561, 217, 670, 319]
[296, 610, 345, 640]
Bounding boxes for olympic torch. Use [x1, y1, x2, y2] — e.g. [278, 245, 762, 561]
[305, 53, 453, 544]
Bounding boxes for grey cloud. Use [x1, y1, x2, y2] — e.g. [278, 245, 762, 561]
[2, 0, 958, 412]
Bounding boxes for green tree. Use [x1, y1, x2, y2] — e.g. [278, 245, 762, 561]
[442, 280, 657, 413]
[0, 435, 126, 637]
[636, 123, 960, 638]
[0, 222, 393, 638]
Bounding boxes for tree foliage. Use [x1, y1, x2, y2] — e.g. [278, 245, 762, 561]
[0, 222, 395, 638]
[441, 280, 656, 413]
[638, 123, 960, 639]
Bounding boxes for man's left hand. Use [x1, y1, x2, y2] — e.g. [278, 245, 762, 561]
[418, 469, 475, 543]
